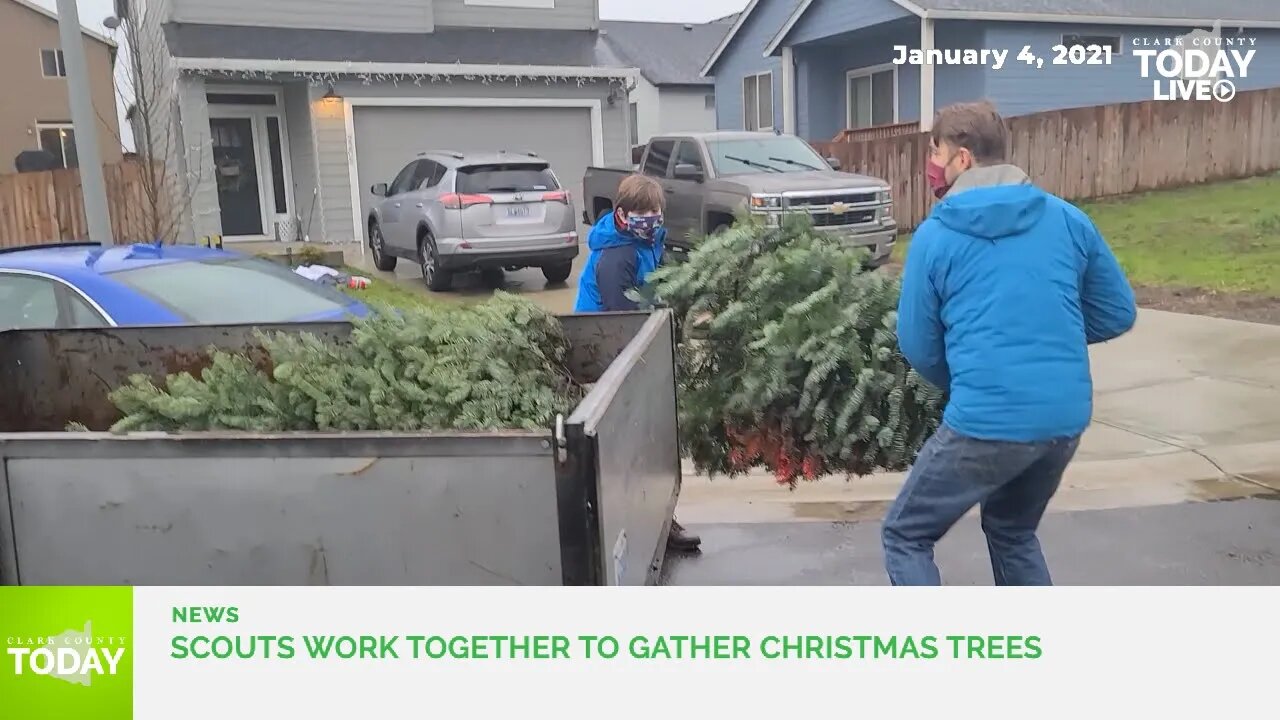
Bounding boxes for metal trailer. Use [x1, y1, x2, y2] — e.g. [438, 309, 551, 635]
[0, 311, 679, 587]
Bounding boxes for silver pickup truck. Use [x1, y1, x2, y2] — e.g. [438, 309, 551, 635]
[583, 131, 897, 265]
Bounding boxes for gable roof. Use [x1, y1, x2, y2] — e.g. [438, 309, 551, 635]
[8, 0, 118, 47]
[718, 0, 1280, 72]
[600, 20, 730, 85]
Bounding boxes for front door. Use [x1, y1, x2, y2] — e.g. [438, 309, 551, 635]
[210, 117, 264, 237]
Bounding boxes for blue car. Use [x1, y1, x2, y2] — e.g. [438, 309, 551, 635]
[0, 242, 369, 330]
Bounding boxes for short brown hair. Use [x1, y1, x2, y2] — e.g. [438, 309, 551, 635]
[932, 101, 1008, 164]
[615, 174, 665, 213]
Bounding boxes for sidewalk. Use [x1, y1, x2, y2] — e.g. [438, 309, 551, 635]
[676, 309, 1280, 525]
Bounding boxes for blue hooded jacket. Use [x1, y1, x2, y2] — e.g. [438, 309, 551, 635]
[897, 165, 1137, 443]
[574, 212, 666, 313]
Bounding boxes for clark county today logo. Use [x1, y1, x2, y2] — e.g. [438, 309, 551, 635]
[6, 621, 128, 686]
[1133, 29, 1257, 103]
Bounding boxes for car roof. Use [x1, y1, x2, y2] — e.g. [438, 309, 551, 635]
[0, 243, 248, 281]
[418, 150, 550, 167]
[654, 131, 785, 142]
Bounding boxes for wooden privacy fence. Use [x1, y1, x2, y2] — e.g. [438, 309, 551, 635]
[812, 87, 1280, 231]
[0, 160, 157, 249]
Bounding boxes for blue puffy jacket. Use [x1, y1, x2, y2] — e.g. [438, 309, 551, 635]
[897, 165, 1137, 442]
[573, 212, 666, 313]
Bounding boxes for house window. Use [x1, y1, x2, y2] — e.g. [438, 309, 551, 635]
[846, 65, 897, 130]
[1061, 34, 1123, 54]
[705, 93, 715, 110]
[629, 102, 639, 146]
[41, 49, 67, 78]
[36, 123, 78, 168]
[743, 71, 773, 131]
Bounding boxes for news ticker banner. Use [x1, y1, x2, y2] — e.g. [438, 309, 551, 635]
[2, 587, 1276, 718]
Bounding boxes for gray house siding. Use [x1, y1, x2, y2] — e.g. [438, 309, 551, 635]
[168, 0, 434, 33]
[711, 0, 801, 130]
[310, 79, 626, 243]
[433, 0, 597, 31]
[981, 23, 1280, 117]
[175, 76, 220, 243]
[284, 83, 322, 242]
[934, 21, 988, 111]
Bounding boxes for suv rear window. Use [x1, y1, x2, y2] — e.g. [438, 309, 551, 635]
[457, 164, 560, 194]
[110, 257, 354, 324]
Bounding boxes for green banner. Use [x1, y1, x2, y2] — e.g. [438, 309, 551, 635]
[0, 587, 133, 719]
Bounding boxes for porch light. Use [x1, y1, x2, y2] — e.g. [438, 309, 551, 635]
[322, 84, 341, 102]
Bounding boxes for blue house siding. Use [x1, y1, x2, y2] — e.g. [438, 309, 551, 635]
[710, 0, 803, 131]
[784, 0, 910, 47]
[796, 19, 920, 140]
[934, 21, 988, 111]
[979, 23, 1280, 117]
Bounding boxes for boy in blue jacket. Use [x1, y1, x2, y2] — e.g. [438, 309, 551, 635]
[884, 101, 1137, 585]
[574, 173, 701, 553]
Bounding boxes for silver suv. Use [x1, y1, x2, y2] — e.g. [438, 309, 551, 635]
[367, 151, 580, 291]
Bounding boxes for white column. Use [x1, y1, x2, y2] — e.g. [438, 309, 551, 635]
[782, 45, 797, 135]
[919, 18, 936, 130]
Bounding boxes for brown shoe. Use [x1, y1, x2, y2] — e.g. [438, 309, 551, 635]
[668, 518, 702, 553]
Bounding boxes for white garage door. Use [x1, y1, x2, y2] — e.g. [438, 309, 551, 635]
[352, 105, 595, 239]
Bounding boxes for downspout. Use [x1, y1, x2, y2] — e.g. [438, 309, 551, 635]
[919, 15, 936, 130]
[782, 45, 797, 135]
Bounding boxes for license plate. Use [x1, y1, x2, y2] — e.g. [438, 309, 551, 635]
[506, 205, 532, 218]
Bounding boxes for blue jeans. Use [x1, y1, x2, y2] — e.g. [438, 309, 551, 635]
[881, 424, 1081, 586]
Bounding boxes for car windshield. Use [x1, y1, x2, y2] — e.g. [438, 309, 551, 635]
[457, 164, 560, 193]
[706, 136, 829, 176]
[110, 256, 355, 324]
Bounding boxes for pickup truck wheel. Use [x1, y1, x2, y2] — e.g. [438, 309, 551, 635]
[542, 262, 573, 285]
[369, 223, 397, 272]
[419, 234, 452, 292]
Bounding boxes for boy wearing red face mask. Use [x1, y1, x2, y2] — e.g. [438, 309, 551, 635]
[573, 174, 702, 554]
[884, 101, 1137, 585]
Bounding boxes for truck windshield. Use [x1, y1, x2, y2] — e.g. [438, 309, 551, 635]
[707, 137, 829, 177]
[110, 257, 354, 323]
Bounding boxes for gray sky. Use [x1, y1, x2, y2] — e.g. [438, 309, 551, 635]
[35, 0, 751, 150]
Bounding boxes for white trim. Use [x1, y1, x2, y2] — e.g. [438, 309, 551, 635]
[40, 48, 67, 78]
[764, 0, 815, 57]
[742, 71, 774, 132]
[922, 10, 1280, 29]
[763, 0, 927, 57]
[34, 122, 76, 168]
[700, 0, 763, 77]
[781, 46, 796, 135]
[0, 268, 118, 327]
[207, 108, 273, 240]
[919, 18, 935, 132]
[342, 97, 606, 244]
[845, 64, 899, 130]
[173, 57, 638, 80]
[11, 0, 118, 47]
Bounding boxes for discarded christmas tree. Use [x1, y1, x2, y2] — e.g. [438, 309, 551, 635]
[107, 293, 584, 433]
[643, 213, 945, 486]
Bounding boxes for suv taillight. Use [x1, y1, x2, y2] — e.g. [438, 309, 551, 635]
[440, 193, 493, 209]
[543, 190, 570, 204]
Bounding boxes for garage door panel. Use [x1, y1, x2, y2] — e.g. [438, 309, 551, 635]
[353, 106, 594, 241]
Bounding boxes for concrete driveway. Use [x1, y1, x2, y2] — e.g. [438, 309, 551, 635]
[668, 309, 1280, 585]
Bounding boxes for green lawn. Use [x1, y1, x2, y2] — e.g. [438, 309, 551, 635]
[892, 173, 1280, 296]
[339, 267, 435, 310]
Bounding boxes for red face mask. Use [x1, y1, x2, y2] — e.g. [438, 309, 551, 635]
[926, 159, 951, 199]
